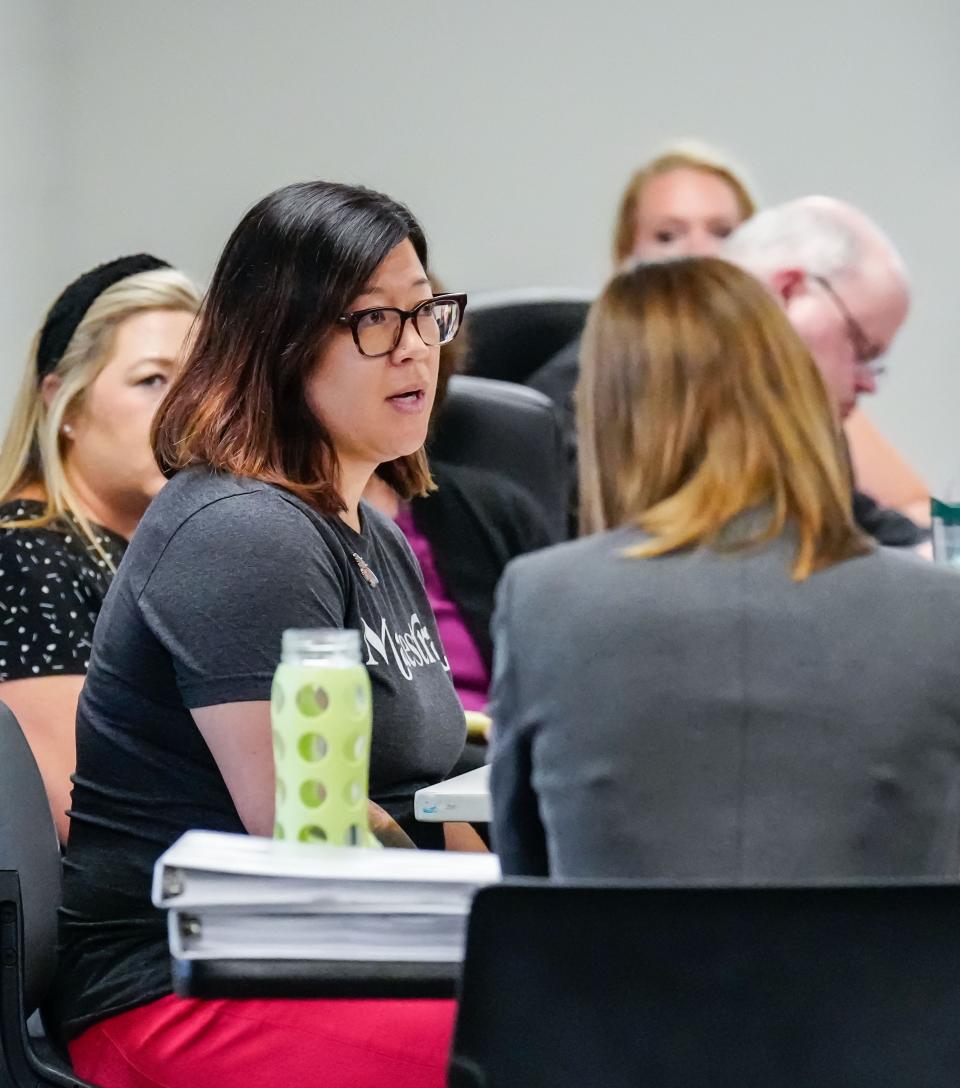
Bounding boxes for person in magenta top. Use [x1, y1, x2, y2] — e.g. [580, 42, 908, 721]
[396, 505, 490, 711]
[364, 338, 558, 717]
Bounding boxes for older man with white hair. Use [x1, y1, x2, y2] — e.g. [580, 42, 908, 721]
[722, 196, 909, 421]
[722, 196, 922, 546]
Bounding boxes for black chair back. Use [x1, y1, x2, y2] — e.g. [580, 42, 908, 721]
[428, 375, 568, 541]
[462, 290, 592, 384]
[0, 702, 96, 1086]
[0, 704, 60, 1016]
[449, 880, 960, 1088]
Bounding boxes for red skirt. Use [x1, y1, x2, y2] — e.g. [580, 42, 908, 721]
[68, 993, 456, 1088]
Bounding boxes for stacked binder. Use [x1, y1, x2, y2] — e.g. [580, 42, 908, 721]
[151, 830, 501, 998]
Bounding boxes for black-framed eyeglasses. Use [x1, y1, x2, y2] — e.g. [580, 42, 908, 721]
[809, 274, 886, 378]
[336, 293, 467, 358]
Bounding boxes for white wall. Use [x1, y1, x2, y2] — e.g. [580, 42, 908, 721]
[6, 0, 960, 487]
[1, 1, 67, 390]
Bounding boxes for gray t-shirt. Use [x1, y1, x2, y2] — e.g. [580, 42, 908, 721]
[54, 467, 465, 1038]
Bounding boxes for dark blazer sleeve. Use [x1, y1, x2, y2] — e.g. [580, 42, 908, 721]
[488, 561, 550, 876]
[526, 340, 580, 535]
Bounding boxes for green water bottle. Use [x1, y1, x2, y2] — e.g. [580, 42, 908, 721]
[271, 628, 375, 846]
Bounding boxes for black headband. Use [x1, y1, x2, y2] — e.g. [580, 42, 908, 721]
[35, 253, 172, 382]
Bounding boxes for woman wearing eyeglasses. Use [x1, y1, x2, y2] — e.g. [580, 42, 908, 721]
[53, 182, 467, 1088]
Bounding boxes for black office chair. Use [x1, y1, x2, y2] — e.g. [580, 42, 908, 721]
[461, 289, 593, 385]
[449, 880, 960, 1088]
[0, 702, 97, 1087]
[428, 374, 568, 542]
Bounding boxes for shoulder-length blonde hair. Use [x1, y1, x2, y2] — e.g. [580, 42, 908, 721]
[577, 257, 869, 579]
[612, 143, 757, 266]
[0, 267, 201, 553]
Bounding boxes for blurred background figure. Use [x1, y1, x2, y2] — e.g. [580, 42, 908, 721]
[490, 257, 960, 881]
[527, 142, 756, 431]
[0, 255, 201, 839]
[611, 141, 757, 265]
[723, 196, 923, 546]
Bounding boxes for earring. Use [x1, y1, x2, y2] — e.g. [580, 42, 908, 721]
[61, 423, 73, 436]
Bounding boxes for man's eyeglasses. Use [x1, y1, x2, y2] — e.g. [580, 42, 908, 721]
[809, 275, 886, 378]
[337, 293, 467, 359]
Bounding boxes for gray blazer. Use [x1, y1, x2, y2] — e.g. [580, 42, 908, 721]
[489, 524, 960, 880]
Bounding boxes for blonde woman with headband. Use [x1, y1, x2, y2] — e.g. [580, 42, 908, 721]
[0, 255, 201, 839]
[491, 257, 960, 882]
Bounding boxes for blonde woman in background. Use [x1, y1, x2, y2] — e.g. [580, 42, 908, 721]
[491, 257, 960, 881]
[610, 141, 756, 265]
[527, 141, 757, 526]
[0, 255, 201, 839]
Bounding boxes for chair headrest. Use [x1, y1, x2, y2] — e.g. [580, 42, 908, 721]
[428, 375, 568, 541]
[463, 290, 592, 384]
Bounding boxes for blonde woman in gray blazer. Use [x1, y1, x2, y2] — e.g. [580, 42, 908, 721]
[490, 257, 960, 881]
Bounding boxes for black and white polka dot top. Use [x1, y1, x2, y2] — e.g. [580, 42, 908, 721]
[0, 500, 127, 682]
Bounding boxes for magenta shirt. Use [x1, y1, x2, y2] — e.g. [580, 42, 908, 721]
[396, 506, 490, 711]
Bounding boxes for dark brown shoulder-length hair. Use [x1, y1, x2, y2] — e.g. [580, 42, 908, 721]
[153, 180, 435, 513]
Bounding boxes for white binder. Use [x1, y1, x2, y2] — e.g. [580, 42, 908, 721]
[153, 830, 501, 969]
